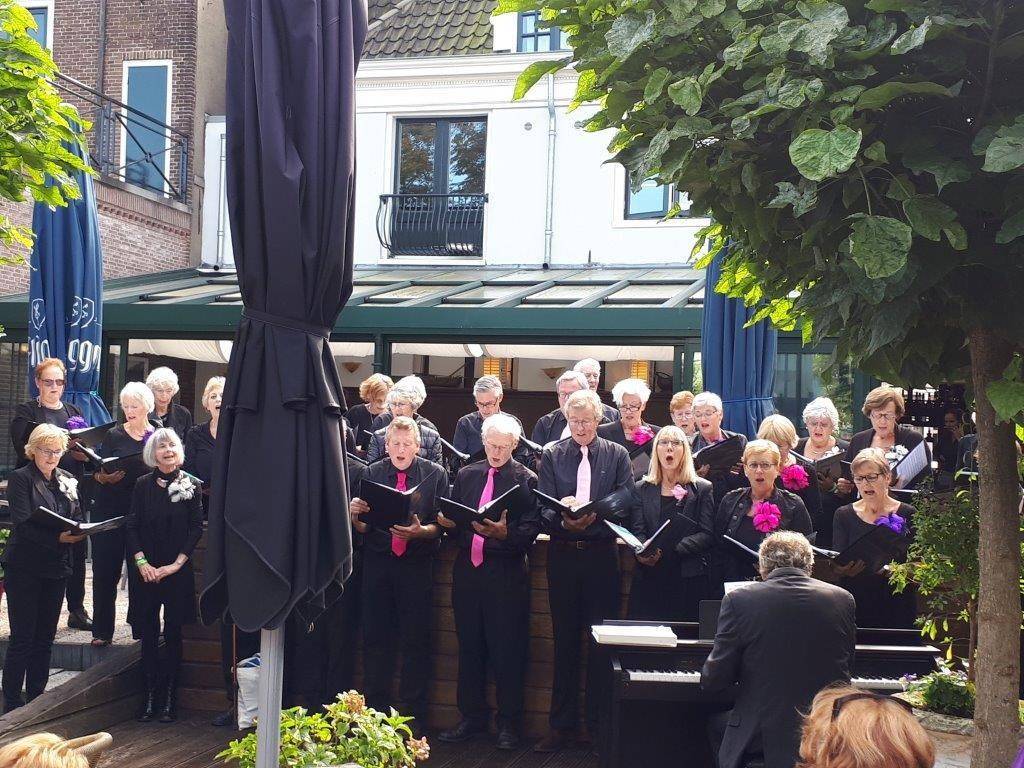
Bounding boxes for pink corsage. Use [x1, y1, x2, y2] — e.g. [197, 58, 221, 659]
[66, 415, 89, 430]
[752, 501, 782, 533]
[780, 463, 810, 491]
[874, 513, 906, 535]
[672, 484, 689, 502]
[632, 424, 655, 446]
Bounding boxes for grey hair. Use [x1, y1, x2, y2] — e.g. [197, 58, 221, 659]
[143, 427, 184, 468]
[385, 415, 421, 445]
[120, 381, 155, 414]
[565, 390, 603, 422]
[146, 366, 180, 395]
[693, 391, 723, 413]
[394, 375, 427, 403]
[555, 370, 589, 392]
[473, 375, 503, 398]
[611, 377, 651, 406]
[573, 357, 601, 374]
[758, 531, 814, 577]
[802, 396, 840, 429]
[482, 413, 521, 445]
[387, 383, 425, 412]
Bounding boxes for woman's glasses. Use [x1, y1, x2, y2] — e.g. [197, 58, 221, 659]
[38, 378, 65, 388]
[38, 448, 65, 459]
[853, 473, 884, 484]
[657, 439, 685, 448]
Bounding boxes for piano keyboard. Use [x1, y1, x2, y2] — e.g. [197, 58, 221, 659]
[627, 668, 903, 691]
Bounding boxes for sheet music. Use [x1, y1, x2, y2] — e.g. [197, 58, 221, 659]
[894, 441, 929, 489]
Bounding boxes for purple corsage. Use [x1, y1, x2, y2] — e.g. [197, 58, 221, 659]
[66, 416, 89, 430]
[874, 512, 906, 535]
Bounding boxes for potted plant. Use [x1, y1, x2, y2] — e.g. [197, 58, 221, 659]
[218, 691, 430, 768]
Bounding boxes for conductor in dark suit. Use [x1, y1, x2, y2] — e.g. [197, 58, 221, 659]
[701, 531, 856, 768]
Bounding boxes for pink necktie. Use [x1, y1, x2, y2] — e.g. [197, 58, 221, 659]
[391, 471, 408, 557]
[575, 445, 591, 505]
[472, 467, 496, 568]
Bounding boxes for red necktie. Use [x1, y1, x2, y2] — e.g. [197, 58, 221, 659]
[472, 467, 497, 568]
[391, 471, 408, 557]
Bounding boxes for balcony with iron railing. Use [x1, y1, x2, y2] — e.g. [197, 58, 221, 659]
[54, 73, 190, 205]
[376, 193, 487, 258]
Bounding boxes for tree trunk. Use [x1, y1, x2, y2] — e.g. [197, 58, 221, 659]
[967, 597, 977, 685]
[968, 326, 1020, 768]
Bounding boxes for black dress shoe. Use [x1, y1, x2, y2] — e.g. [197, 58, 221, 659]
[158, 675, 178, 723]
[211, 708, 235, 727]
[437, 719, 486, 743]
[496, 726, 520, 750]
[138, 677, 158, 723]
[68, 608, 93, 631]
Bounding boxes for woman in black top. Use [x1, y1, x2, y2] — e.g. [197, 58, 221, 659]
[2, 424, 85, 712]
[127, 427, 203, 723]
[146, 366, 193, 439]
[757, 414, 823, 537]
[90, 382, 156, 646]
[710, 440, 813, 595]
[597, 377, 659, 480]
[8, 357, 92, 630]
[628, 425, 714, 621]
[832, 449, 916, 629]
[796, 397, 850, 549]
[184, 376, 224, 513]
[346, 373, 393, 450]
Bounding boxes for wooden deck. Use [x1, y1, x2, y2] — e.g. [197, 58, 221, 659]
[94, 712, 600, 768]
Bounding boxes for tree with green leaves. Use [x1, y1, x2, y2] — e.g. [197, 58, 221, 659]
[501, 0, 1024, 763]
[0, 0, 90, 263]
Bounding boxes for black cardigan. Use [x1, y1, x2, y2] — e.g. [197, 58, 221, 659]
[2, 464, 81, 578]
[631, 477, 715, 577]
[844, 426, 931, 489]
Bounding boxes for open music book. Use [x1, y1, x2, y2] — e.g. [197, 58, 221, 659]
[605, 518, 678, 558]
[438, 485, 521, 529]
[791, 449, 845, 483]
[812, 523, 909, 580]
[33, 506, 125, 536]
[892, 441, 929, 489]
[532, 485, 634, 521]
[358, 478, 426, 530]
[692, 434, 744, 472]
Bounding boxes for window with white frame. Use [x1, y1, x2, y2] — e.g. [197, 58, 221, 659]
[121, 60, 172, 194]
[625, 173, 692, 220]
[20, 0, 53, 49]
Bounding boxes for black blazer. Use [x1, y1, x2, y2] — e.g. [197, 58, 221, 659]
[2, 464, 81, 578]
[9, 399, 86, 476]
[844, 426, 931, 488]
[701, 567, 857, 768]
[150, 402, 194, 439]
[631, 478, 714, 577]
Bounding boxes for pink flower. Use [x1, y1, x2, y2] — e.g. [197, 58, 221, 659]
[672, 484, 689, 501]
[752, 501, 782, 533]
[632, 424, 655, 446]
[780, 463, 810, 491]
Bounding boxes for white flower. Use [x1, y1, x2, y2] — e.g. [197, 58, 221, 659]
[57, 474, 78, 502]
[168, 474, 197, 503]
[885, 444, 909, 467]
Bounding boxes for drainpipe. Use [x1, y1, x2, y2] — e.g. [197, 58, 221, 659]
[95, 0, 107, 96]
[542, 73, 557, 268]
[94, 0, 108, 170]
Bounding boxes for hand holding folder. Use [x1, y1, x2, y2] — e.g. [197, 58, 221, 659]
[438, 485, 521, 529]
[357, 478, 419, 531]
[33, 506, 125, 536]
[532, 485, 634, 522]
[693, 435, 745, 473]
[811, 524, 909, 582]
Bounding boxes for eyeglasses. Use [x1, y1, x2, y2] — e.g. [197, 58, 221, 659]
[657, 439, 685, 448]
[805, 419, 831, 429]
[673, 409, 694, 418]
[870, 412, 897, 422]
[38, 448, 65, 459]
[745, 461, 775, 471]
[568, 419, 596, 428]
[693, 409, 719, 418]
[475, 400, 498, 409]
[619, 403, 642, 412]
[831, 692, 914, 721]
[151, 387, 174, 395]
[39, 378, 65, 388]
[853, 473, 884, 484]
[484, 441, 513, 452]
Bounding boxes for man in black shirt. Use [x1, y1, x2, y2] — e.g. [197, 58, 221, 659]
[534, 390, 635, 753]
[532, 370, 614, 447]
[348, 416, 448, 732]
[573, 358, 619, 422]
[437, 413, 541, 750]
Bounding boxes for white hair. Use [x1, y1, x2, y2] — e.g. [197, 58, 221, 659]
[692, 391, 723, 413]
[473, 375, 503, 398]
[120, 381, 155, 413]
[145, 366, 180, 395]
[565, 390, 603, 422]
[802, 396, 840, 429]
[574, 358, 601, 374]
[387, 382, 425, 412]
[394, 375, 427, 403]
[555, 370, 589, 392]
[611, 377, 651, 406]
[482, 413, 521, 445]
[143, 427, 184, 468]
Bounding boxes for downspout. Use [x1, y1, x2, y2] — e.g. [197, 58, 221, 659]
[95, 0, 108, 174]
[95, 0, 107, 96]
[542, 73, 557, 268]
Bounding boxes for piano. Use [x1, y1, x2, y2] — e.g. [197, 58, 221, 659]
[596, 620, 940, 768]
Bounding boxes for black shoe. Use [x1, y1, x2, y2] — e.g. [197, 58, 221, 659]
[437, 719, 486, 743]
[496, 725, 520, 750]
[158, 675, 178, 723]
[67, 608, 93, 631]
[212, 708, 235, 727]
[137, 677, 158, 722]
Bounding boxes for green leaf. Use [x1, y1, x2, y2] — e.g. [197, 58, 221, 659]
[849, 216, 912, 279]
[982, 117, 1024, 173]
[643, 67, 672, 104]
[903, 195, 957, 241]
[513, 58, 570, 100]
[668, 77, 702, 115]
[864, 141, 887, 162]
[855, 80, 956, 111]
[777, 79, 806, 108]
[606, 11, 657, 61]
[891, 17, 933, 55]
[996, 209, 1024, 244]
[767, 180, 818, 216]
[987, 378, 1024, 424]
[791, 2, 849, 66]
[738, 0, 764, 10]
[698, 0, 726, 18]
[723, 29, 763, 69]
[903, 149, 971, 192]
[789, 125, 862, 181]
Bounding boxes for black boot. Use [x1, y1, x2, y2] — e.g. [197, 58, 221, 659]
[138, 676, 158, 722]
[158, 674, 178, 723]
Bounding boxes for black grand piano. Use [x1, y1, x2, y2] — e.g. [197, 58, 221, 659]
[595, 617, 940, 768]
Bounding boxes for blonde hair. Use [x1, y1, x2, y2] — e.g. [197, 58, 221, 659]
[742, 439, 781, 467]
[798, 686, 935, 768]
[758, 414, 798, 449]
[385, 415, 421, 445]
[862, 385, 905, 418]
[0, 733, 89, 768]
[565, 390, 603, 422]
[25, 423, 69, 460]
[644, 425, 697, 486]
[669, 391, 694, 412]
[34, 357, 66, 380]
[850, 447, 891, 478]
[202, 376, 225, 409]
[358, 373, 393, 403]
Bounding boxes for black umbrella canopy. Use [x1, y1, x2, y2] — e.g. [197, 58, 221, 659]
[200, 0, 368, 632]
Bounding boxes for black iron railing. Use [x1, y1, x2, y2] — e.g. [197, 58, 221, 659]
[377, 193, 487, 258]
[54, 73, 190, 204]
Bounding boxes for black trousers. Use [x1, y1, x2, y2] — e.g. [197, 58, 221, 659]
[2, 569, 66, 711]
[64, 538, 87, 612]
[325, 550, 362, 701]
[90, 528, 126, 641]
[451, 550, 530, 729]
[133, 600, 183, 680]
[546, 542, 620, 732]
[361, 550, 433, 725]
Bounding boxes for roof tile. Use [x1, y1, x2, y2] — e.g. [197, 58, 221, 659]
[364, 0, 496, 59]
